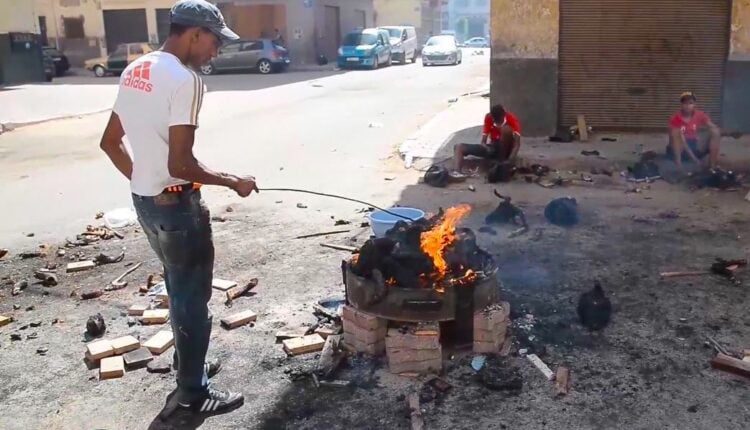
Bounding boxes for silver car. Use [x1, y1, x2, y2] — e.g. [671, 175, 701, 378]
[200, 39, 291, 75]
[422, 35, 462, 66]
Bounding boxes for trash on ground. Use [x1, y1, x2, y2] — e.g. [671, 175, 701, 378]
[581, 150, 601, 156]
[471, 355, 487, 371]
[526, 353, 554, 380]
[555, 367, 571, 396]
[80, 290, 104, 300]
[34, 270, 58, 286]
[103, 208, 137, 229]
[295, 229, 350, 240]
[296, 203, 308, 209]
[106, 262, 143, 291]
[66, 260, 95, 273]
[544, 197, 579, 226]
[225, 278, 259, 306]
[86, 313, 106, 337]
[711, 353, 750, 379]
[423, 165, 450, 188]
[283, 334, 326, 356]
[220, 309, 257, 329]
[485, 190, 527, 228]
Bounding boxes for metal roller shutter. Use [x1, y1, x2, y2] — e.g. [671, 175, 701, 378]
[559, 0, 730, 130]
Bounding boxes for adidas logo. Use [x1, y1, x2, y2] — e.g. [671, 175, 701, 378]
[122, 61, 153, 93]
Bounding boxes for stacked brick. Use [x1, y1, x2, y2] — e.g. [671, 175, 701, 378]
[342, 305, 387, 355]
[385, 322, 442, 374]
[473, 302, 511, 354]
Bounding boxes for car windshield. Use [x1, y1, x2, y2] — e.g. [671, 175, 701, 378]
[383, 28, 402, 38]
[343, 33, 378, 46]
[426, 36, 454, 47]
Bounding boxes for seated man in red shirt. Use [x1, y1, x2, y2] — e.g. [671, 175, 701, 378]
[454, 104, 522, 173]
[667, 92, 721, 170]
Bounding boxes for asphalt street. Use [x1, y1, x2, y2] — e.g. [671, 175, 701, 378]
[0, 50, 489, 248]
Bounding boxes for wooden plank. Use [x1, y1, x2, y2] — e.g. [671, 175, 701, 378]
[527, 353, 555, 380]
[555, 367, 571, 396]
[220, 310, 257, 329]
[142, 309, 169, 324]
[86, 339, 114, 361]
[316, 334, 344, 378]
[576, 114, 588, 142]
[319, 243, 359, 253]
[127, 304, 149, 316]
[111, 335, 140, 355]
[315, 324, 342, 340]
[0, 315, 11, 328]
[711, 353, 750, 379]
[66, 260, 96, 273]
[123, 347, 153, 368]
[100, 356, 125, 380]
[408, 392, 425, 430]
[143, 330, 174, 355]
[283, 334, 326, 356]
[212, 278, 237, 291]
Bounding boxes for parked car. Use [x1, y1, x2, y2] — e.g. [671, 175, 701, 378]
[42, 46, 70, 76]
[42, 50, 55, 82]
[379, 25, 417, 64]
[464, 37, 490, 48]
[85, 43, 157, 77]
[200, 39, 290, 75]
[337, 28, 392, 70]
[422, 35, 462, 66]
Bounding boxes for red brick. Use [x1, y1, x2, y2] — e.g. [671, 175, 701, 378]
[474, 303, 510, 331]
[473, 325, 507, 343]
[389, 357, 442, 374]
[385, 328, 440, 350]
[473, 339, 503, 354]
[387, 347, 442, 365]
[343, 320, 387, 344]
[343, 338, 385, 355]
[342, 305, 386, 331]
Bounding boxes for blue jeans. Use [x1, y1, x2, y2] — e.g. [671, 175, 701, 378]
[132, 189, 214, 403]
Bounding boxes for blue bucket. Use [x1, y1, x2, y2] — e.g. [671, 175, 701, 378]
[368, 207, 426, 238]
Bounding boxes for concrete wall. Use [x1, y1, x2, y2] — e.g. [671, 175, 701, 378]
[373, 0, 421, 27]
[490, 0, 558, 136]
[732, 0, 750, 56]
[1, 0, 38, 33]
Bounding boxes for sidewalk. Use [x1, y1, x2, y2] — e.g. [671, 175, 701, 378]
[0, 82, 117, 129]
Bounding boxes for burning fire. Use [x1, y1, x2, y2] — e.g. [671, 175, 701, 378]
[420, 204, 471, 278]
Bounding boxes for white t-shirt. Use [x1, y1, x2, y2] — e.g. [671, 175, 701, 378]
[113, 50, 206, 196]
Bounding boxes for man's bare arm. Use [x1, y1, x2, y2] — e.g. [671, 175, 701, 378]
[509, 133, 521, 160]
[168, 125, 257, 196]
[99, 112, 133, 180]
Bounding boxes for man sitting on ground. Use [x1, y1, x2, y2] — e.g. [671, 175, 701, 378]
[454, 104, 522, 174]
[668, 91, 721, 170]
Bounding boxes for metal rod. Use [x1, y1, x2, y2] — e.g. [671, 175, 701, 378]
[257, 188, 417, 221]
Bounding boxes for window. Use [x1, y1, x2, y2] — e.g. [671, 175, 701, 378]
[63, 17, 85, 39]
[241, 41, 264, 51]
[343, 32, 378, 46]
[220, 43, 241, 54]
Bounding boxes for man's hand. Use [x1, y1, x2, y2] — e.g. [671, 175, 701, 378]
[232, 175, 259, 197]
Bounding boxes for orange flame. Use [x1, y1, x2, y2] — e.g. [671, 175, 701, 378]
[420, 204, 471, 277]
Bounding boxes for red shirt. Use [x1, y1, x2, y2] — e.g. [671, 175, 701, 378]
[483, 112, 522, 141]
[669, 110, 710, 140]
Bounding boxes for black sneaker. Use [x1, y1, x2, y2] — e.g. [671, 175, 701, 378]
[173, 358, 222, 378]
[178, 385, 244, 414]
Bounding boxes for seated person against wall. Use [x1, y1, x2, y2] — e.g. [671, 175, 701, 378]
[454, 104, 522, 174]
[667, 91, 721, 170]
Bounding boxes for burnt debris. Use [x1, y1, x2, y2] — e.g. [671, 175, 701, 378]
[577, 281, 612, 331]
[485, 190, 527, 228]
[350, 212, 494, 289]
[544, 197, 579, 226]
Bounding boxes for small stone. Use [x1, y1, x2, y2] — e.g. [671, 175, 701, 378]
[25, 305, 35, 311]
[226, 206, 234, 213]
[51, 318, 60, 325]
[10, 334, 22, 341]
[687, 405, 698, 413]
[296, 203, 308, 209]
[127, 317, 137, 327]
[26, 233, 35, 237]
[147, 357, 172, 374]
[13, 304, 20, 310]
[37, 346, 49, 355]
[57, 249, 66, 257]
[30, 321, 42, 328]
[26, 332, 38, 340]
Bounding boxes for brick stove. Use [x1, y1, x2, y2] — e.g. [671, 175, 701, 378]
[341, 205, 512, 375]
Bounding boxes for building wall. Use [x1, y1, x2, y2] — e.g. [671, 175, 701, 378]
[0, 0, 45, 85]
[490, 0, 557, 58]
[731, 0, 750, 56]
[373, 0, 421, 28]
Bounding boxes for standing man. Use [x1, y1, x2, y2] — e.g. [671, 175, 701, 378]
[668, 91, 721, 170]
[454, 104, 522, 173]
[99, 0, 255, 415]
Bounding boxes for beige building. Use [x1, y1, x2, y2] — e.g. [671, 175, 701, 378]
[1, 0, 45, 84]
[374, 0, 442, 42]
[34, 0, 177, 66]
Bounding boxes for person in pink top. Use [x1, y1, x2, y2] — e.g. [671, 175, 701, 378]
[667, 91, 721, 170]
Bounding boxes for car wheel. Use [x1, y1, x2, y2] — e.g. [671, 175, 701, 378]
[258, 59, 273, 75]
[200, 63, 216, 75]
[93, 65, 106, 77]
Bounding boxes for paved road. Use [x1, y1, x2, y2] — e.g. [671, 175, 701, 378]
[0, 49, 489, 248]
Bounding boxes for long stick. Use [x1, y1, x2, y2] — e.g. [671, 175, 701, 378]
[320, 243, 359, 253]
[659, 270, 710, 279]
[295, 230, 350, 239]
[106, 262, 143, 290]
[258, 188, 417, 221]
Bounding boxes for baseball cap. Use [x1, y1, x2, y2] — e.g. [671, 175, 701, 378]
[170, 0, 239, 43]
[680, 91, 697, 103]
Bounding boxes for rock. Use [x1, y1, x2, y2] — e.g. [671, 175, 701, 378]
[12, 280, 28, 296]
[10, 334, 22, 341]
[296, 203, 308, 209]
[30, 321, 43, 328]
[0, 249, 8, 259]
[687, 405, 698, 413]
[26, 332, 38, 340]
[34, 271, 58, 286]
[147, 356, 172, 374]
[57, 249, 66, 257]
[25, 305, 35, 311]
[37, 346, 49, 355]
[127, 317, 137, 327]
[86, 313, 106, 337]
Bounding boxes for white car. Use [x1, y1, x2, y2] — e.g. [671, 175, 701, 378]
[464, 37, 489, 48]
[422, 35, 462, 66]
[379, 26, 418, 64]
